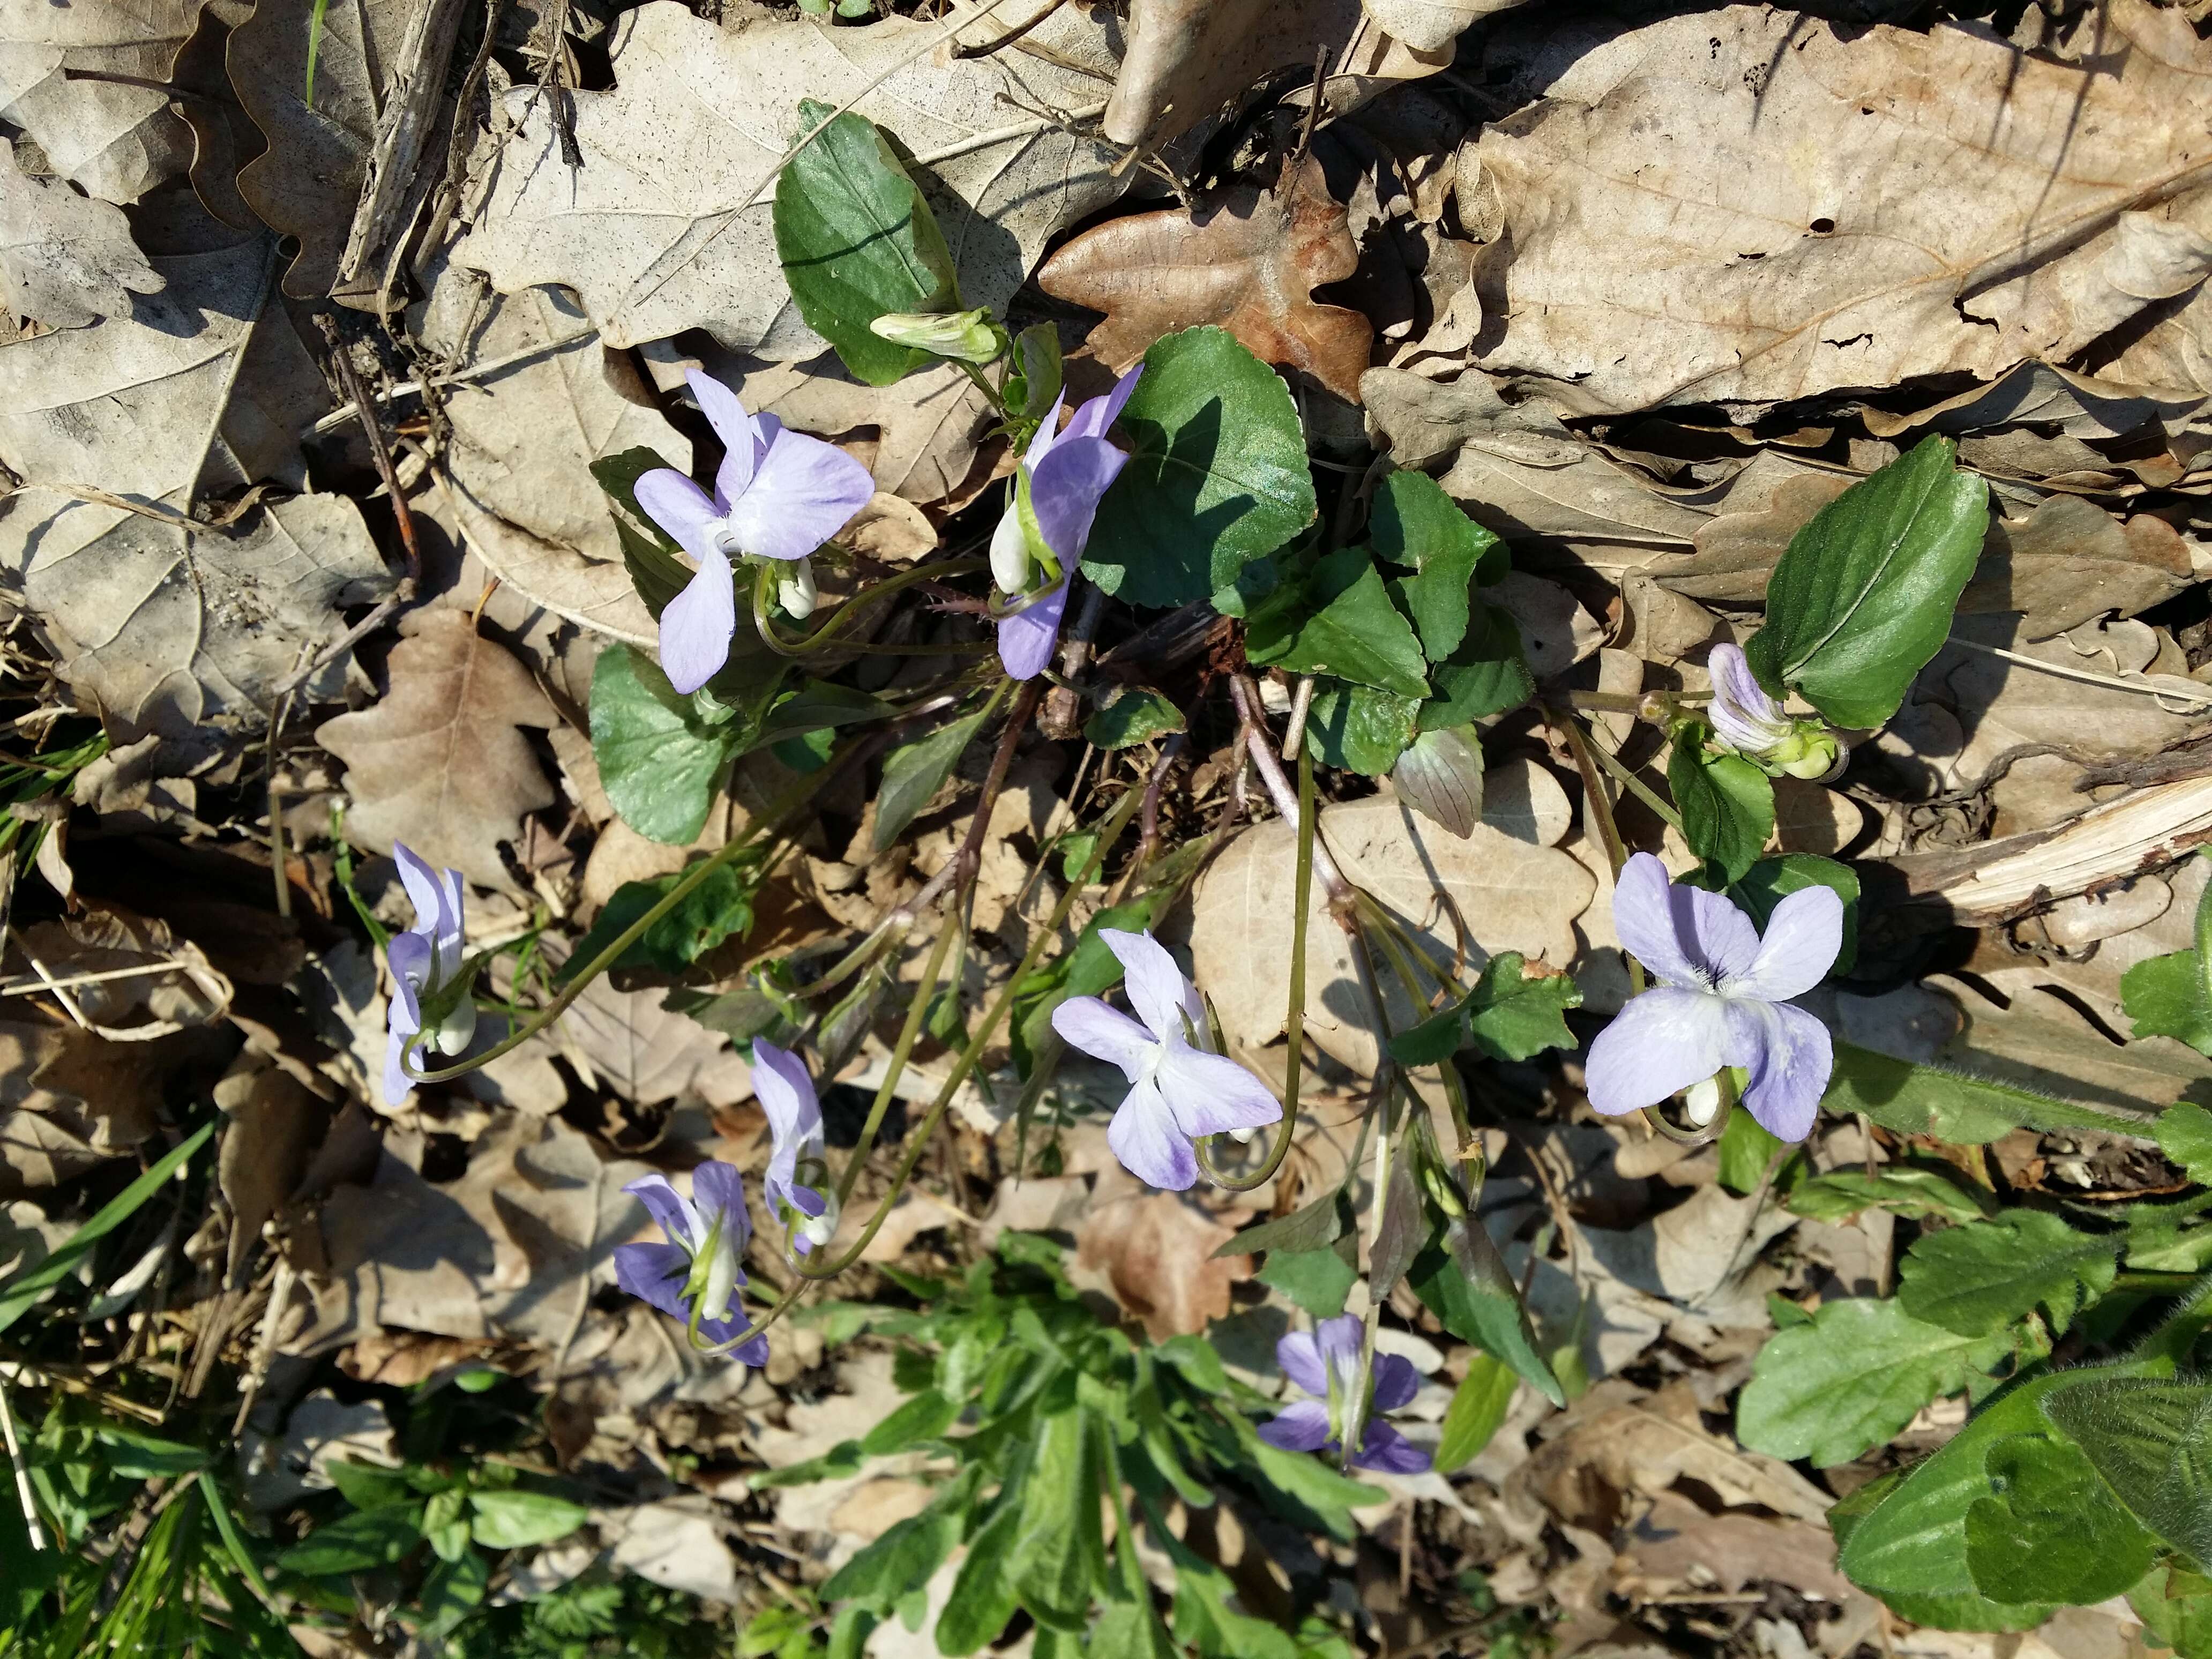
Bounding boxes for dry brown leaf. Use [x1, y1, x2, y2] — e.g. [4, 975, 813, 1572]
[1074, 1182, 1251, 1341]
[1613, 1490, 1855, 1605]
[1039, 158, 1373, 404]
[422, 272, 690, 644]
[1360, 0, 1516, 53]
[457, 1, 1124, 354]
[556, 973, 752, 1108]
[214, 1054, 323, 1280]
[1518, 1400, 1832, 1530]
[1192, 765, 1595, 1075]
[0, 1017, 213, 1191]
[1963, 497, 2195, 639]
[0, 135, 161, 326]
[1467, 1, 2212, 413]
[230, 0, 417, 298]
[0, 0, 205, 203]
[1361, 365, 1582, 472]
[317, 609, 558, 893]
[1862, 361, 2209, 446]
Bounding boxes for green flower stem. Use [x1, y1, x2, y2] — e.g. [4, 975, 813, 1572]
[1197, 744, 1318, 1191]
[829, 898, 963, 1215]
[1585, 723, 1686, 833]
[795, 779, 1148, 1279]
[1551, 689, 1712, 718]
[404, 739, 863, 1086]
[751, 556, 991, 659]
[1640, 1066, 1738, 1146]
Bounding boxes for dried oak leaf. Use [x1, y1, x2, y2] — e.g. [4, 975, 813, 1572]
[0, 0, 206, 203]
[0, 136, 161, 326]
[1075, 1178, 1252, 1341]
[1038, 157, 1373, 404]
[317, 609, 557, 893]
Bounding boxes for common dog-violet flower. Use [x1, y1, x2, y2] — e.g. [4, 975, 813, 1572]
[1050, 927, 1280, 1191]
[1585, 853, 1842, 1141]
[635, 368, 875, 694]
[616, 1162, 771, 1363]
[752, 1040, 836, 1253]
[1706, 644, 1840, 779]
[1259, 1316, 1431, 1474]
[382, 843, 474, 1107]
[992, 367, 1142, 681]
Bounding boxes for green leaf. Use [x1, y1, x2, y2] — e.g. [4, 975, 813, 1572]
[1083, 686, 1186, 751]
[559, 863, 755, 980]
[1007, 1408, 1104, 1630]
[1237, 1419, 1378, 1541]
[1248, 546, 1430, 698]
[324, 1459, 416, 1512]
[1006, 323, 1064, 427]
[1732, 854, 1860, 976]
[1302, 682, 1420, 776]
[751, 1439, 868, 1490]
[1409, 1215, 1565, 1407]
[1387, 952, 1581, 1068]
[1716, 1105, 1785, 1195]
[2159, 1102, 2212, 1184]
[1742, 435, 1988, 729]
[1435, 1353, 1516, 1474]
[1825, 1041, 2159, 1144]
[1419, 602, 1534, 730]
[1219, 1189, 1346, 1257]
[415, 1546, 490, 1639]
[774, 104, 958, 386]
[468, 1489, 589, 1550]
[1669, 732, 1774, 886]
[1787, 1167, 1995, 1225]
[591, 447, 694, 618]
[276, 1504, 425, 1576]
[590, 644, 738, 846]
[1390, 725, 1484, 839]
[1082, 327, 1317, 608]
[756, 681, 897, 750]
[875, 707, 990, 854]
[1897, 1210, 2119, 1337]
[2132, 1565, 2212, 1659]
[1963, 1435, 2161, 1606]
[2126, 886, 2212, 1058]
[0, 1120, 211, 1338]
[2043, 1377, 2212, 1565]
[825, 1479, 975, 1611]
[1257, 1247, 1357, 1320]
[1736, 1296, 2013, 1468]
[1167, 1546, 1303, 1659]
[862, 1389, 962, 1457]
[1369, 467, 1503, 587]
[936, 1501, 1023, 1656]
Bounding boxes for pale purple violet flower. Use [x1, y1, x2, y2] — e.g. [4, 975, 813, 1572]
[752, 1040, 836, 1253]
[616, 1162, 770, 1363]
[382, 842, 473, 1108]
[993, 367, 1143, 681]
[1259, 1316, 1431, 1474]
[1050, 928, 1280, 1190]
[636, 369, 875, 694]
[1706, 643, 1794, 754]
[1585, 853, 1842, 1141]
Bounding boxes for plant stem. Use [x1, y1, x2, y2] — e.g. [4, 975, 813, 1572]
[1229, 674, 1352, 910]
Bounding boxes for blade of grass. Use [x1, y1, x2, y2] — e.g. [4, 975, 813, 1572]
[0, 1123, 213, 1339]
[304, 0, 330, 107]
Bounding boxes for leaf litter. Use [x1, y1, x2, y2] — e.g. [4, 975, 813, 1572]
[5, 2, 2212, 1657]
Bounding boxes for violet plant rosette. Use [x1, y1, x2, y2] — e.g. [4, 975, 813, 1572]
[991, 366, 1144, 681]
[615, 1161, 771, 1363]
[634, 368, 876, 694]
[1049, 927, 1281, 1190]
[752, 1040, 836, 1253]
[1258, 1315, 1432, 1474]
[1583, 853, 1843, 1141]
[382, 842, 474, 1108]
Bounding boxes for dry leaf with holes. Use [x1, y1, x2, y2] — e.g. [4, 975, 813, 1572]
[0, 136, 161, 326]
[317, 610, 558, 892]
[1467, 0, 2212, 413]
[455, 0, 1124, 353]
[1040, 157, 1373, 403]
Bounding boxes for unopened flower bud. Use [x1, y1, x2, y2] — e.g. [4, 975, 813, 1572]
[1682, 1074, 1722, 1128]
[868, 308, 1006, 365]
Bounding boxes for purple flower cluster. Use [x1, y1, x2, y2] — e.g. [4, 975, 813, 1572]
[382, 843, 474, 1108]
[1050, 928, 1280, 1191]
[1259, 1316, 1431, 1474]
[992, 368, 1142, 681]
[636, 369, 875, 694]
[1585, 853, 1842, 1141]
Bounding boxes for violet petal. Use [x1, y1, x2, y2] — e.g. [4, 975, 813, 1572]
[1582, 986, 1731, 1116]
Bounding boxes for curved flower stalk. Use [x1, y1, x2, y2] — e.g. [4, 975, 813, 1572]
[616, 1162, 771, 1364]
[1051, 928, 1280, 1191]
[753, 1040, 836, 1253]
[1706, 644, 1840, 779]
[383, 843, 475, 1108]
[636, 369, 875, 693]
[1259, 1316, 1431, 1474]
[992, 366, 1143, 680]
[1586, 853, 1842, 1141]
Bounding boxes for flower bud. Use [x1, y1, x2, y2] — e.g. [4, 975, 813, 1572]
[868, 309, 1006, 365]
[777, 556, 818, 619]
[1765, 723, 1843, 781]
